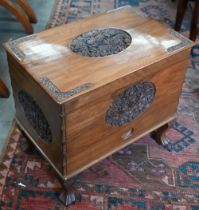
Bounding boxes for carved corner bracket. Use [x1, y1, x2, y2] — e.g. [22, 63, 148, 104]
[167, 29, 193, 53]
[40, 77, 93, 101]
[6, 34, 37, 61]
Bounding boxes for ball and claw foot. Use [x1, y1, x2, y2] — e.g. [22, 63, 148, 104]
[22, 139, 37, 154]
[19, 128, 37, 154]
[150, 123, 172, 151]
[59, 189, 81, 206]
[59, 178, 81, 206]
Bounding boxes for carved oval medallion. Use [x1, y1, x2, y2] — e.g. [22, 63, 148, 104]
[70, 28, 132, 57]
[18, 91, 52, 142]
[106, 81, 156, 127]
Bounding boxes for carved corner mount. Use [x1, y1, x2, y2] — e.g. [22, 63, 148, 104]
[40, 77, 93, 101]
[167, 29, 193, 53]
[6, 34, 37, 61]
[107, 5, 149, 18]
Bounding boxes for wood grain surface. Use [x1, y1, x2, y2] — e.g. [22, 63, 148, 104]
[66, 51, 190, 176]
[4, 7, 194, 103]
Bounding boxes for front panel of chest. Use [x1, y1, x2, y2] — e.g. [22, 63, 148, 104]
[66, 56, 188, 176]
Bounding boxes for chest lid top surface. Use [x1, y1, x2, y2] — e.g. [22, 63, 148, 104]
[4, 6, 194, 103]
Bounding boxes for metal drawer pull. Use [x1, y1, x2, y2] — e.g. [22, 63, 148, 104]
[121, 128, 134, 140]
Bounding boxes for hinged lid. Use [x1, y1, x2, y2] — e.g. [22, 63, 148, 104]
[4, 6, 194, 103]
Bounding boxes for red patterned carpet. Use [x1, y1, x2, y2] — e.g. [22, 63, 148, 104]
[1, 115, 199, 209]
[1, 0, 199, 209]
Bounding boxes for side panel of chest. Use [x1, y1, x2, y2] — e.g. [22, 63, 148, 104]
[7, 53, 65, 176]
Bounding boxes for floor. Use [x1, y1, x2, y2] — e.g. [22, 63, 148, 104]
[0, 0, 56, 153]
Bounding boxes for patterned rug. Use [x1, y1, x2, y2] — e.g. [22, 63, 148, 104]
[1, 0, 199, 209]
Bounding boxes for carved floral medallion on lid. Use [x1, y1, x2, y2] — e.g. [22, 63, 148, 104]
[70, 28, 132, 57]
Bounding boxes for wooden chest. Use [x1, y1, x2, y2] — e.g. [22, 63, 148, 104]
[4, 6, 194, 181]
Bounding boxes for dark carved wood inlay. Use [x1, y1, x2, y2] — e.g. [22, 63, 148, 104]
[18, 90, 52, 142]
[108, 5, 149, 18]
[70, 28, 132, 57]
[106, 81, 156, 127]
[167, 29, 193, 52]
[40, 77, 93, 100]
[6, 34, 37, 60]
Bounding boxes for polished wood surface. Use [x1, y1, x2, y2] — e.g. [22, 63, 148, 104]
[4, 7, 194, 180]
[0, 0, 37, 33]
[4, 7, 193, 103]
[0, 78, 9, 98]
[66, 52, 190, 176]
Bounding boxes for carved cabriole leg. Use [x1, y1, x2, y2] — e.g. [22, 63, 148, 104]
[151, 123, 169, 145]
[59, 177, 81, 206]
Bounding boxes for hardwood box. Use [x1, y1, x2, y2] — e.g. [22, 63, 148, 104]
[4, 6, 194, 181]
